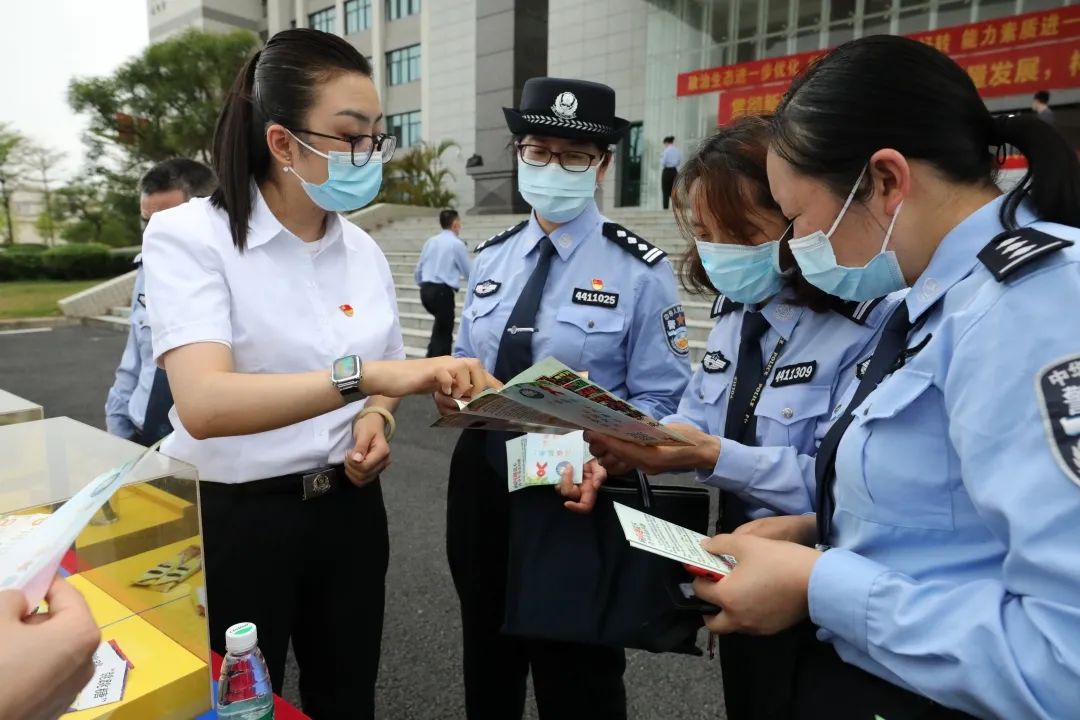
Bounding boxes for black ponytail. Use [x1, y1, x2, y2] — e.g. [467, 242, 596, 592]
[772, 35, 1080, 232]
[211, 50, 264, 251]
[210, 29, 372, 251]
[997, 113, 1080, 229]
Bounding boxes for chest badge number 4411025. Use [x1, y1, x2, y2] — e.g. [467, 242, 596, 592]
[1037, 354, 1080, 486]
[572, 287, 619, 308]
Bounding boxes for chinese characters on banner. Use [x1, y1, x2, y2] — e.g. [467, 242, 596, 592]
[674, 5, 1080, 125]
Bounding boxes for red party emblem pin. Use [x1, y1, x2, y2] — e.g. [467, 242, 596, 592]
[339, 304, 354, 317]
[591, 278, 604, 290]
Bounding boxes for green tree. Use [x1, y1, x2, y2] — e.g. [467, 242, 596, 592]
[0, 124, 26, 245]
[23, 144, 64, 246]
[68, 28, 260, 165]
[379, 140, 460, 207]
[46, 171, 140, 248]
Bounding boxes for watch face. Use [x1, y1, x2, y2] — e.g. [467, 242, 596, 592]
[334, 355, 358, 380]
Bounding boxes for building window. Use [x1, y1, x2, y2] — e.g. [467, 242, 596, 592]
[387, 110, 421, 148]
[309, 6, 335, 34]
[386, 45, 421, 85]
[345, 0, 372, 33]
[387, 0, 421, 21]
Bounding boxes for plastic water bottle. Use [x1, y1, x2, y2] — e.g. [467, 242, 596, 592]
[217, 622, 274, 719]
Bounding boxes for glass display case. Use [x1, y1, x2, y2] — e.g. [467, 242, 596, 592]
[0, 417, 211, 719]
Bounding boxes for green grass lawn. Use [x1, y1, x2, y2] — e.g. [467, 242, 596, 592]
[0, 279, 105, 319]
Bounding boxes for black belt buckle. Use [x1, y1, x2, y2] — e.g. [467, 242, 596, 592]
[301, 467, 337, 501]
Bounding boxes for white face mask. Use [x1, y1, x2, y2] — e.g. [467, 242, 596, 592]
[787, 165, 907, 301]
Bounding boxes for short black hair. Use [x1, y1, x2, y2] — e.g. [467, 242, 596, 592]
[1034, 90, 1050, 104]
[439, 209, 459, 229]
[663, 136, 675, 144]
[140, 158, 217, 198]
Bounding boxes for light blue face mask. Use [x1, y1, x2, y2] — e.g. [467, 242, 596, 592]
[695, 225, 788, 305]
[286, 131, 383, 212]
[788, 166, 907, 302]
[517, 158, 597, 223]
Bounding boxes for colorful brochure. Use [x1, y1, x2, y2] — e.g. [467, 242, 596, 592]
[433, 357, 692, 446]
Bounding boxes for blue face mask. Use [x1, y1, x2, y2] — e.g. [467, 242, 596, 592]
[287, 132, 383, 212]
[517, 158, 597, 223]
[788, 166, 907, 302]
[695, 226, 788, 305]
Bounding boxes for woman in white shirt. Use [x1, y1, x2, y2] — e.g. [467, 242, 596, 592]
[143, 29, 487, 720]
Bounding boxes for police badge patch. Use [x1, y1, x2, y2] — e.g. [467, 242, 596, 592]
[702, 350, 729, 373]
[474, 279, 501, 297]
[1036, 354, 1080, 486]
[661, 304, 690, 357]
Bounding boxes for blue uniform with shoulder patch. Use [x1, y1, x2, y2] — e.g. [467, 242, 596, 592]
[810, 197, 1080, 719]
[455, 201, 690, 420]
[664, 289, 901, 517]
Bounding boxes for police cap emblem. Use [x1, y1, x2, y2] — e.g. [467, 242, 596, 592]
[551, 91, 578, 119]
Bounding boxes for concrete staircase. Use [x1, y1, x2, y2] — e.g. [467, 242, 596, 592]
[97, 209, 716, 364]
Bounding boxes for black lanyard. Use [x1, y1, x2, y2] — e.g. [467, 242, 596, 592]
[726, 336, 787, 439]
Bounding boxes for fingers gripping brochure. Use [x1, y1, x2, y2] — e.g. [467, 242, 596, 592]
[613, 503, 736, 577]
[433, 357, 692, 446]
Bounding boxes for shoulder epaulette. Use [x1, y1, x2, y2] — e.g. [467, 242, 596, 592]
[601, 222, 667, 266]
[834, 297, 885, 325]
[475, 220, 528, 253]
[710, 294, 741, 318]
[977, 227, 1074, 282]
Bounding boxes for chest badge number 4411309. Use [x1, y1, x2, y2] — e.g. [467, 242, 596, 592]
[1037, 354, 1080, 486]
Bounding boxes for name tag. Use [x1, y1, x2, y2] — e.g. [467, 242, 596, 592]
[772, 361, 817, 387]
[572, 288, 619, 308]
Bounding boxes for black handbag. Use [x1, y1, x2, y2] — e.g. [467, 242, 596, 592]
[502, 470, 711, 654]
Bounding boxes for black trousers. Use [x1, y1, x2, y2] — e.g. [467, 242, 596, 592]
[446, 430, 627, 720]
[715, 495, 812, 720]
[791, 638, 975, 720]
[201, 478, 389, 720]
[420, 282, 456, 358]
[661, 167, 678, 210]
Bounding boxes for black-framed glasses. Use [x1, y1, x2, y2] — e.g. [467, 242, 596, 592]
[516, 143, 600, 173]
[291, 128, 398, 166]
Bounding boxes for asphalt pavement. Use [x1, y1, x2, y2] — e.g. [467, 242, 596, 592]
[0, 323, 726, 719]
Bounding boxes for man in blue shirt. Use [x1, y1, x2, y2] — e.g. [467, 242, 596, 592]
[415, 209, 472, 357]
[104, 158, 216, 446]
[659, 135, 682, 210]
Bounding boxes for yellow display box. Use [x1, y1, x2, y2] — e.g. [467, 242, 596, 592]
[0, 417, 212, 719]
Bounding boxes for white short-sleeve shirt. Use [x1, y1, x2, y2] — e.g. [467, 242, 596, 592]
[142, 187, 406, 483]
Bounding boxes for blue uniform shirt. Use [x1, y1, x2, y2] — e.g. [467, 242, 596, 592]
[414, 229, 472, 289]
[454, 202, 690, 421]
[809, 196, 1080, 718]
[664, 289, 900, 517]
[660, 145, 682, 169]
[104, 261, 156, 437]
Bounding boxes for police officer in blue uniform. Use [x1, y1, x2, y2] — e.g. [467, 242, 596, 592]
[586, 116, 900, 720]
[435, 77, 691, 720]
[691, 36, 1080, 719]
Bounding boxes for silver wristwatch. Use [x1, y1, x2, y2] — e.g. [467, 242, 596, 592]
[331, 354, 366, 400]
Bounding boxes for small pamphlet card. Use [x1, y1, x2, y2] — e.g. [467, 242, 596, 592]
[68, 640, 130, 712]
[506, 432, 587, 492]
[612, 502, 736, 577]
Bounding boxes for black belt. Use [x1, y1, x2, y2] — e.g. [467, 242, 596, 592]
[200, 464, 348, 501]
